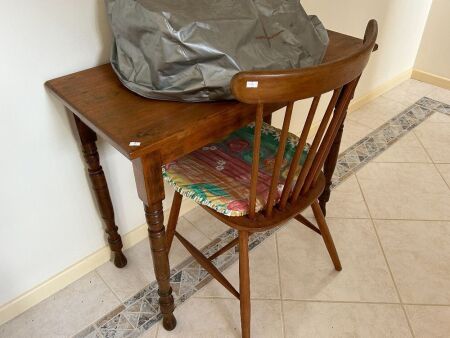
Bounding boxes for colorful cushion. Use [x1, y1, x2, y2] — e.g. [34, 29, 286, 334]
[163, 122, 309, 217]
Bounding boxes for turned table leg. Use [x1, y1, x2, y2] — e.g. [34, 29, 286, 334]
[133, 153, 177, 331]
[73, 113, 127, 268]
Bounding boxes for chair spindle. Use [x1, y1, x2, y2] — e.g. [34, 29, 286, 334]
[279, 95, 321, 209]
[302, 80, 358, 193]
[290, 88, 342, 201]
[265, 102, 294, 216]
[248, 104, 264, 218]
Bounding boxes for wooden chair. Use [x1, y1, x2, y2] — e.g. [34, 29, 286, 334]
[163, 21, 378, 337]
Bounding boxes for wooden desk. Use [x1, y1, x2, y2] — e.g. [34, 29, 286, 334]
[46, 30, 376, 331]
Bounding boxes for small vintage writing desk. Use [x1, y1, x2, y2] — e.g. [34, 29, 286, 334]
[46, 30, 377, 330]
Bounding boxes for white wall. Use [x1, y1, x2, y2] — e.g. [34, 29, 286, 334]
[272, 0, 433, 134]
[415, 0, 450, 78]
[0, 0, 432, 308]
[302, 0, 432, 97]
[0, 0, 148, 306]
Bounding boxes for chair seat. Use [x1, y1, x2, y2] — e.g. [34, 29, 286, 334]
[163, 122, 308, 217]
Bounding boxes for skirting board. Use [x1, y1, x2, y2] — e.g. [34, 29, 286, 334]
[348, 68, 413, 113]
[0, 68, 414, 326]
[412, 69, 450, 90]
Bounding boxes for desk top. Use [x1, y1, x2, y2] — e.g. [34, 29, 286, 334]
[46, 30, 372, 161]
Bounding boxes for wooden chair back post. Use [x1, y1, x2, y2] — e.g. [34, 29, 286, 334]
[231, 20, 378, 220]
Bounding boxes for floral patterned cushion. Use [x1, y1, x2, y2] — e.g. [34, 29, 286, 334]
[163, 122, 309, 217]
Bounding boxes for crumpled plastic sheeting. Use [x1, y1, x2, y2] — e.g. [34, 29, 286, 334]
[105, 0, 329, 102]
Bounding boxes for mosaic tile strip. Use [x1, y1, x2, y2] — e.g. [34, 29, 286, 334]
[417, 97, 450, 115]
[74, 97, 448, 338]
[332, 101, 434, 187]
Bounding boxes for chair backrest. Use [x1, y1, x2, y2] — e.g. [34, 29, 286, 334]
[230, 20, 378, 219]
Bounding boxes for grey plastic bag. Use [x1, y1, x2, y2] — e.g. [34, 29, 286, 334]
[106, 0, 329, 102]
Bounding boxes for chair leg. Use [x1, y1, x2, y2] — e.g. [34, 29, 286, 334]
[239, 230, 251, 338]
[166, 191, 183, 251]
[311, 201, 342, 271]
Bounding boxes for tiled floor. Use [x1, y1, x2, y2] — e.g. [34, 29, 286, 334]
[1, 80, 450, 338]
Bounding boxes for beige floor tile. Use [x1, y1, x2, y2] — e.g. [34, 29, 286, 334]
[375, 219, 450, 304]
[96, 217, 209, 302]
[348, 96, 408, 130]
[414, 121, 450, 163]
[0, 272, 120, 338]
[283, 301, 411, 338]
[140, 325, 159, 338]
[340, 120, 374, 152]
[97, 238, 152, 302]
[423, 111, 450, 123]
[157, 298, 283, 338]
[277, 218, 398, 302]
[373, 132, 431, 163]
[427, 86, 450, 105]
[194, 236, 280, 300]
[405, 305, 450, 338]
[436, 164, 450, 188]
[382, 79, 435, 106]
[324, 175, 371, 219]
[183, 207, 229, 240]
[301, 175, 370, 219]
[357, 162, 450, 220]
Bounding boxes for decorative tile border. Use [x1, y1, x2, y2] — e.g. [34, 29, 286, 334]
[331, 97, 450, 187]
[74, 97, 449, 338]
